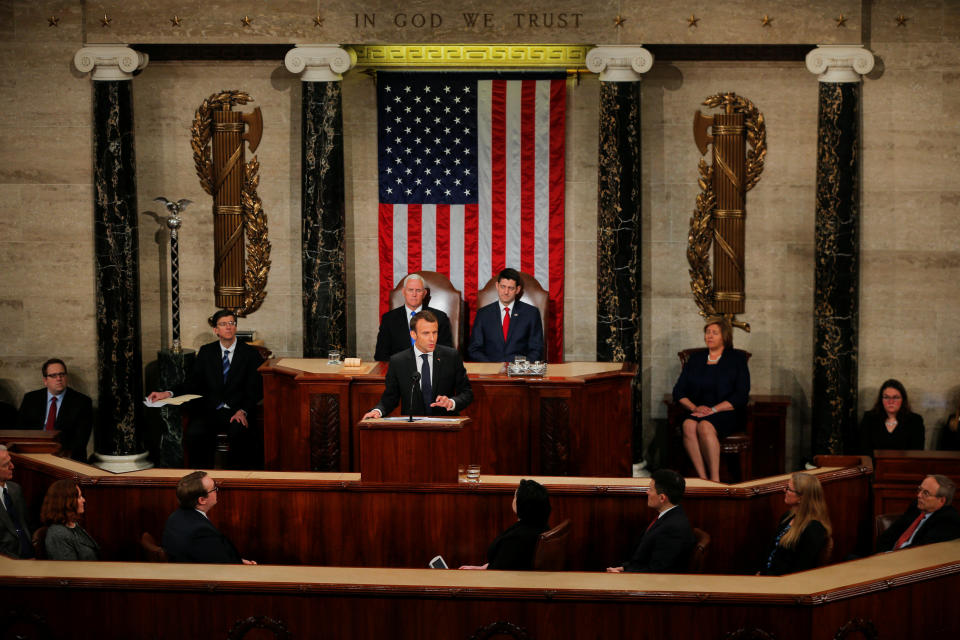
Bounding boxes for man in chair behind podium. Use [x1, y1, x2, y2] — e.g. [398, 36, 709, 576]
[468, 268, 544, 363]
[363, 311, 472, 419]
[374, 273, 453, 361]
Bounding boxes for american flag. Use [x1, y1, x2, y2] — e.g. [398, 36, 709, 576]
[377, 71, 566, 361]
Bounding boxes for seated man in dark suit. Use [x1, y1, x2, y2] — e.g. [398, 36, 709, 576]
[876, 474, 960, 552]
[148, 310, 264, 469]
[468, 268, 544, 362]
[363, 310, 472, 419]
[0, 446, 33, 559]
[607, 469, 695, 573]
[16, 358, 93, 462]
[162, 470, 254, 564]
[374, 273, 453, 361]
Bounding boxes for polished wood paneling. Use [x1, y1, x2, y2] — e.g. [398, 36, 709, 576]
[12, 455, 871, 574]
[265, 360, 636, 477]
[359, 418, 469, 483]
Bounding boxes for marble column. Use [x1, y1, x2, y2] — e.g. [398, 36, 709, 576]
[805, 46, 875, 455]
[285, 46, 355, 358]
[74, 46, 152, 472]
[586, 46, 653, 465]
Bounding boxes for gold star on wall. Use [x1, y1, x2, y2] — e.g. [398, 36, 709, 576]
[313, 14, 324, 28]
[240, 15, 252, 27]
[895, 14, 908, 27]
[687, 14, 701, 28]
[100, 13, 112, 28]
[761, 15, 773, 27]
[47, 16, 60, 27]
[835, 14, 847, 27]
[170, 15, 182, 27]
[614, 15, 625, 28]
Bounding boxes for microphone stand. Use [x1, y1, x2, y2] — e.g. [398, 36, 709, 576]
[408, 372, 421, 422]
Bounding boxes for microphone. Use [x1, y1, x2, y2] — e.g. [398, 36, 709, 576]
[408, 372, 421, 422]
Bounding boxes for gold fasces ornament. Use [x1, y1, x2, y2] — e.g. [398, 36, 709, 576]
[191, 91, 271, 317]
[688, 92, 766, 333]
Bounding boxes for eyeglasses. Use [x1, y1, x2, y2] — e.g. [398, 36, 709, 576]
[917, 487, 939, 498]
[882, 395, 902, 401]
[785, 487, 802, 495]
[216, 321, 237, 327]
[44, 372, 67, 379]
[207, 484, 220, 494]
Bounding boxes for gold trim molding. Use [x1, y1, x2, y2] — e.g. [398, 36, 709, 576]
[348, 44, 591, 68]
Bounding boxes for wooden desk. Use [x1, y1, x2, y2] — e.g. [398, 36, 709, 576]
[359, 417, 470, 483]
[2, 541, 958, 639]
[12, 454, 871, 574]
[261, 360, 636, 477]
[872, 449, 960, 517]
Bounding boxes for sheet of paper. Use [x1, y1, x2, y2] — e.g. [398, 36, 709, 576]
[143, 394, 202, 408]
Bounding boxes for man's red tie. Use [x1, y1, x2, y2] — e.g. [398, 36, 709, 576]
[45, 397, 57, 431]
[502, 307, 510, 341]
[894, 513, 926, 549]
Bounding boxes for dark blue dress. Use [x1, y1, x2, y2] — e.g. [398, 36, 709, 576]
[672, 349, 751, 438]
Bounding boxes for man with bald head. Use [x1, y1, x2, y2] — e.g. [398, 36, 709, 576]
[374, 273, 453, 361]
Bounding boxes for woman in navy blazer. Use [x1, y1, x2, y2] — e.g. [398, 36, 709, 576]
[673, 319, 750, 482]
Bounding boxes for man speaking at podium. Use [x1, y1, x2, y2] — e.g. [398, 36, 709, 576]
[363, 311, 472, 419]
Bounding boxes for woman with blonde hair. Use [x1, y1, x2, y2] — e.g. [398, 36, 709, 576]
[759, 472, 831, 575]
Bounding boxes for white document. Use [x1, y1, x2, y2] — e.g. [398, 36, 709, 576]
[143, 394, 201, 408]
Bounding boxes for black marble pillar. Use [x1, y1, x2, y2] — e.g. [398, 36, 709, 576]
[301, 81, 347, 358]
[812, 82, 860, 455]
[93, 80, 145, 456]
[153, 348, 196, 468]
[596, 80, 643, 460]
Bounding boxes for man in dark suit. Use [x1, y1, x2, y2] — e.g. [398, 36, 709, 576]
[607, 469, 695, 573]
[364, 310, 472, 419]
[468, 268, 544, 362]
[147, 310, 264, 469]
[16, 358, 93, 462]
[0, 446, 33, 558]
[374, 273, 453, 361]
[877, 474, 960, 552]
[162, 470, 254, 564]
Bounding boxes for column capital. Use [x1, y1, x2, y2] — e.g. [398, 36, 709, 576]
[74, 45, 148, 81]
[284, 45, 356, 82]
[805, 45, 874, 83]
[586, 45, 654, 82]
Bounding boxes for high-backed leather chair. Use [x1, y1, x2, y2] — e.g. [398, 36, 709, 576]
[666, 348, 753, 482]
[815, 535, 834, 568]
[389, 271, 466, 352]
[688, 527, 711, 573]
[475, 271, 548, 350]
[31, 526, 48, 560]
[140, 531, 167, 562]
[533, 518, 571, 571]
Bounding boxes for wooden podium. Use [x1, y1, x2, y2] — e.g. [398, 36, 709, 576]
[358, 417, 471, 483]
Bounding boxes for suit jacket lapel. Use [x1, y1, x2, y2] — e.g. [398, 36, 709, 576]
[0, 487, 18, 535]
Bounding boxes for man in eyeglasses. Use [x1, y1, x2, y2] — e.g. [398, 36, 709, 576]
[16, 358, 93, 462]
[162, 470, 255, 564]
[147, 309, 264, 469]
[876, 474, 960, 552]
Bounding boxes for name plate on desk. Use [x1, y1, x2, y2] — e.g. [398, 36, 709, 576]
[359, 417, 471, 483]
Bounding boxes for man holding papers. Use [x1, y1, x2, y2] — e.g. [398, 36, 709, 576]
[363, 310, 472, 419]
[147, 310, 264, 468]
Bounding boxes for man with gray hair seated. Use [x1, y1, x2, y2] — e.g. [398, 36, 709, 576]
[374, 273, 453, 361]
[876, 474, 960, 552]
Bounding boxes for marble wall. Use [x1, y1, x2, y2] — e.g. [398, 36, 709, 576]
[0, 0, 958, 467]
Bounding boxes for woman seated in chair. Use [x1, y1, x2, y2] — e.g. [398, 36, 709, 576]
[460, 479, 551, 570]
[759, 472, 831, 575]
[673, 318, 750, 482]
[41, 478, 99, 561]
[859, 379, 924, 454]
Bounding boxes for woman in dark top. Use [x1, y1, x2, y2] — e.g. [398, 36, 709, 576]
[673, 319, 751, 482]
[460, 479, 551, 571]
[859, 379, 924, 454]
[41, 478, 100, 561]
[760, 472, 831, 576]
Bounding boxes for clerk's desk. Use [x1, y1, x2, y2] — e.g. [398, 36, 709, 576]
[259, 359, 636, 476]
[2, 541, 958, 640]
[11, 453, 871, 573]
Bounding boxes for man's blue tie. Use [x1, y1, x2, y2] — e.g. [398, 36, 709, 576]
[410, 309, 416, 345]
[222, 350, 230, 382]
[420, 353, 432, 414]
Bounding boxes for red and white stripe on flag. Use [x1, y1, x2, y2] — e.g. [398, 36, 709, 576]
[377, 74, 566, 362]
